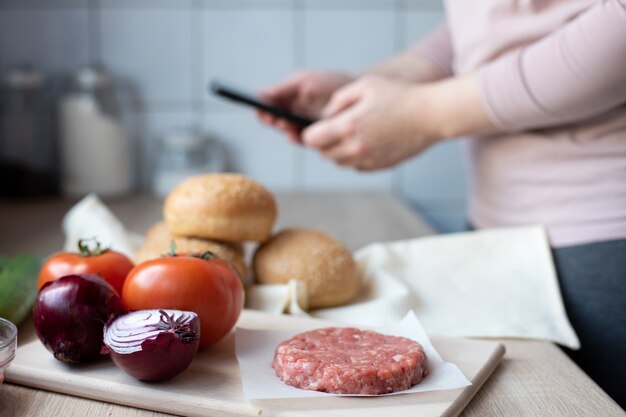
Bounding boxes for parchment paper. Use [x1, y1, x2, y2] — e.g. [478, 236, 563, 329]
[234, 311, 471, 399]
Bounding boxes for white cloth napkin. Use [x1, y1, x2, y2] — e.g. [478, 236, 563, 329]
[62, 194, 142, 259]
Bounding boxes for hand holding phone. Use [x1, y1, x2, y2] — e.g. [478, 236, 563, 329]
[209, 81, 316, 128]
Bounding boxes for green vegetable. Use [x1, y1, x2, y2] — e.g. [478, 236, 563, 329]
[0, 254, 41, 325]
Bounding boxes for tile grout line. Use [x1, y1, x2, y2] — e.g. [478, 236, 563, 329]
[192, 0, 206, 129]
[293, 0, 307, 190]
[88, 0, 101, 64]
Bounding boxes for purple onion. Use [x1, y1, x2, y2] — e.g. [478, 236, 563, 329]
[33, 274, 124, 363]
[104, 309, 200, 381]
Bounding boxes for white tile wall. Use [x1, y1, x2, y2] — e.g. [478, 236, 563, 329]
[398, 8, 469, 232]
[138, 108, 198, 186]
[202, 112, 302, 191]
[99, 7, 194, 103]
[304, 9, 396, 71]
[202, 8, 296, 110]
[0, 0, 466, 231]
[0, 8, 90, 74]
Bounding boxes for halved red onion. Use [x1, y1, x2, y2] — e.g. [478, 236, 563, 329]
[104, 309, 200, 381]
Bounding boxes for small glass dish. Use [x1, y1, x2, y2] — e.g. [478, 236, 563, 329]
[0, 317, 18, 383]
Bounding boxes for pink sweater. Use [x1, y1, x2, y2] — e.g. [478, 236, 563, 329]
[415, 0, 626, 247]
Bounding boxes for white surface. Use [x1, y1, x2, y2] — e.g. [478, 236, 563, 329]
[235, 311, 470, 399]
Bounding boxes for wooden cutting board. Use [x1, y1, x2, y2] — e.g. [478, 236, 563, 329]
[6, 310, 504, 417]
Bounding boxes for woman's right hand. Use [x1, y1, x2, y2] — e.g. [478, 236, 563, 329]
[257, 71, 355, 142]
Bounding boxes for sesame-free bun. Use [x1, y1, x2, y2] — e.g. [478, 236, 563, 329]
[135, 221, 248, 279]
[164, 173, 277, 242]
[253, 228, 361, 308]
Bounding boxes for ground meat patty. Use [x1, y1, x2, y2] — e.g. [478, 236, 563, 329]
[272, 327, 429, 395]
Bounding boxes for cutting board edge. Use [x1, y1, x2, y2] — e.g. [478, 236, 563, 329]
[441, 342, 506, 417]
[5, 362, 261, 417]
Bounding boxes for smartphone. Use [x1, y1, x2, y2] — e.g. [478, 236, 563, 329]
[209, 80, 316, 128]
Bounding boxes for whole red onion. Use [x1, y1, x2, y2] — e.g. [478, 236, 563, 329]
[104, 309, 200, 381]
[33, 274, 124, 363]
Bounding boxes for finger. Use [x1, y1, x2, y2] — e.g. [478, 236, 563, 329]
[256, 110, 277, 125]
[301, 111, 356, 150]
[259, 76, 301, 105]
[334, 155, 378, 171]
[322, 81, 363, 118]
[287, 131, 303, 144]
[276, 118, 300, 133]
[320, 138, 363, 163]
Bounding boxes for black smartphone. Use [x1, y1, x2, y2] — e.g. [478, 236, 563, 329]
[209, 80, 316, 128]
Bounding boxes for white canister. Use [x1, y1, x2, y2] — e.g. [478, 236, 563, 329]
[59, 66, 133, 197]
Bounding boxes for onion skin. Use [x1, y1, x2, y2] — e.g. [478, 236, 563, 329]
[33, 274, 124, 363]
[105, 310, 200, 382]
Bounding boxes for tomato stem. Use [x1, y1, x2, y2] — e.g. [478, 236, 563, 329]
[77, 238, 109, 257]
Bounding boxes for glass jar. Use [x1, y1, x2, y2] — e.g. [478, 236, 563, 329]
[59, 65, 136, 197]
[152, 129, 226, 199]
[0, 317, 17, 384]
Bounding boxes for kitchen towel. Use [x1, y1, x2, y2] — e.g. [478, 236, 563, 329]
[62, 194, 142, 259]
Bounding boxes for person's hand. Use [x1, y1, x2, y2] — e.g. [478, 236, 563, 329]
[301, 76, 441, 171]
[257, 71, 355, 143]
[301, 73, 498, 171]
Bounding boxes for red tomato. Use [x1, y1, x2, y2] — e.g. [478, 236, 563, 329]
[38, 240, 134, 296]
[122, 254, 244, 348]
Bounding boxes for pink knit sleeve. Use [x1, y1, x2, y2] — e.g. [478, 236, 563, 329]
[412, 23, 454, 78]
[479, 0, 626, 132]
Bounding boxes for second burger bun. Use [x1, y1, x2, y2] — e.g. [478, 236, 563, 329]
[164, 173, 277, 242]
[253, 228, 361, 308]
[135, 221, 248, 280]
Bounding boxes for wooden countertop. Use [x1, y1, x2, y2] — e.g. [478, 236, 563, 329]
[0, 192, 623, 417]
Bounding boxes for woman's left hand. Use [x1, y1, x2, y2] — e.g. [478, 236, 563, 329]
[301, 76, 441, 171]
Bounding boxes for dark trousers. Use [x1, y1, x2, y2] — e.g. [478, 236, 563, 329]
[553, 238, 626, 410]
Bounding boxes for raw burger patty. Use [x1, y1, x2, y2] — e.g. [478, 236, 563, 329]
[272, 327, 429, 395]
